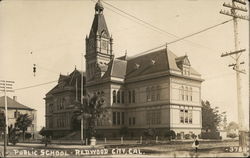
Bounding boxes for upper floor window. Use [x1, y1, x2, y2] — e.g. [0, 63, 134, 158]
[146, 87, 150, 102]
[185, 87, 188, 101]
[189, 87, 193, 101]
[113, 90, 116, 103]
[180, 86, 184, 101]
[179, 106, 193, 124]
[180, 86, 193, 102]
[156, 86, 161, 100]
[14, 111, 20, 118]
[132, 90, 135, 103]
[117, 91, 120, 103]
[180, 109, 184, 123]
[121, 91, 125, 104]
[128, 91, 132, 103]
[146, 85, 161, 102]
[151, 87, 155, 101]
[49, 104, 53, 113]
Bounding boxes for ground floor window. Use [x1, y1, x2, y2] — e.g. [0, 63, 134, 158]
[112, 111, 125, 126]
[129, 117, 136, 126]
[146, 110, 161, 125]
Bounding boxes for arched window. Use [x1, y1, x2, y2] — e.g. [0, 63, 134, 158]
[113, 90, 116, 103]
[117, 91, 120, 103]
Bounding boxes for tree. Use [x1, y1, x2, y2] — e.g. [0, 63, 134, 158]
[74, 94, 107, 139]
[8, 124, 19, 145]
[226, 121, 239, 135]
[15, 114, 32, 141]
[165, 130, 176, 140]
[201, 100, 223, 132]
[39, 127, 52, 137]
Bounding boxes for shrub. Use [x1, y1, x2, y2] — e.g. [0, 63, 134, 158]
[176, 133, 181, 139]
[184, 134, 191, 139]
[191, 133, 196, 139]
[143, 128, 156, 138]
[25, 132, 32, 139]
[227, 133, 237, 138]
[201, 131, 220, 139]
[165, 130, 176, 139]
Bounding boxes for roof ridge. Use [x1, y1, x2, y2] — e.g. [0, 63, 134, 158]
[0, 96, 34, 110]
[128, 48, 167, 60]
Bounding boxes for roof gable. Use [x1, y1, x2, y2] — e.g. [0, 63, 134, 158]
[46, 69, 85, 95]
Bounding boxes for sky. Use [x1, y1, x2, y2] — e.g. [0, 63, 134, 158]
[0, 0, 249, 131]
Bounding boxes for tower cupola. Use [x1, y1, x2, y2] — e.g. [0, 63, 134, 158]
[95, 0, 104, 14]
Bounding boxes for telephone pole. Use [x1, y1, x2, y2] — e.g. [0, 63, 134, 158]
[220, 0, 248, 155]
[0, 80, 14, 158]
[81, 53, 84, 145]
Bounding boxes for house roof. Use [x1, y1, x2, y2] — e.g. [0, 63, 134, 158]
[0, 96, 34, 110]
[101, 48, 201, 81]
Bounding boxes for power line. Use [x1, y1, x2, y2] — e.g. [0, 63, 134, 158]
[130, 19, 233, 58]
[100, 0, 179, 39]
[168, 19, 233, 45]
[99, 0, 230, 54]
[13, 80, 58, 91]
[101, 3, 165, 34]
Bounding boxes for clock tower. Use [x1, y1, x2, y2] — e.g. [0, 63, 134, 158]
[85, 0, 113, 81]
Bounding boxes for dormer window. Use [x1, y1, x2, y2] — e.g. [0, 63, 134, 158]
[134, 63, 140, 69]
[150, 60, 156, 65]
[182, 66, 190, 76]
[176, 55, 191, 76]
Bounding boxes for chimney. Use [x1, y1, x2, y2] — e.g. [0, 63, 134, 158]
[13, 96, 17, 101]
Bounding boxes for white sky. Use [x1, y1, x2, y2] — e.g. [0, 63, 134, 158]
[0, 0, 249, 131]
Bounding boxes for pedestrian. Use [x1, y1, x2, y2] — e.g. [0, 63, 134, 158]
[192, 136, 199, 153]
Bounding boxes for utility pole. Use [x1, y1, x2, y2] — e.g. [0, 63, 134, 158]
[80, 53, 84, 145]
[0, 80, 14, 158]
[220, 0, 248, 155]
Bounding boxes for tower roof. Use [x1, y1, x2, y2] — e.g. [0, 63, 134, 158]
[89, 0, 110, 38]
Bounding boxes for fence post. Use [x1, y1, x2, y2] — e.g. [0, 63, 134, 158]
[121, 137, 123, 144]
[140, 136, 142, 144]
[156, 136, 158, 143]
[85, 138, 88, 145]
[104, 137, 106, 144]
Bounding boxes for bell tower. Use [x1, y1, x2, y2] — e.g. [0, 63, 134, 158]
[85, 0, 113, 81]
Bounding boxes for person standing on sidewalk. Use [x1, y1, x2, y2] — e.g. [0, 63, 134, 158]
[192, 136, 199, 152]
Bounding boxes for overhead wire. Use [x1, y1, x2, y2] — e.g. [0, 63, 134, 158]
[99, 0, 230, 53]
[130, 19, 233, 59]
[2, 1, 236, 93]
